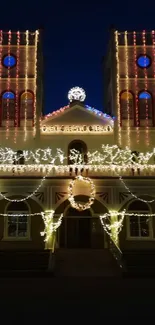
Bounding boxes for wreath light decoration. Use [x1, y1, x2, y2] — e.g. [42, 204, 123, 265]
[68, 175, 96, 211]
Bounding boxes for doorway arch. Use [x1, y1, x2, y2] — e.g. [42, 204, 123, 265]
[56, 196, 107, 249]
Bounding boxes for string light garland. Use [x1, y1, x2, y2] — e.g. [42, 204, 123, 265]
[42, 104, 114, 123]
[133, 31, 139, 144]
[115, 30, 121, 146]
[124, 31, 130, 148]
[100, 210, 155, 240]
[14, 31, 20, 143]
[33, 30, 39, 138]
[118, 174, 155, 203]
[40, 210, 63, 242]
[24, 30, 29, 141]
[0, 145, 154, 167]
[142, 30, 149, 146]
[6, 30, 11, 140]
[0, 171, 51, 202]
[0, 212, 43, 217]
[0, 31, 3, 126]
[68, 175, 96, 211]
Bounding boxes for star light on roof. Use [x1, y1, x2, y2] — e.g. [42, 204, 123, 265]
[68, 87, 86, 102]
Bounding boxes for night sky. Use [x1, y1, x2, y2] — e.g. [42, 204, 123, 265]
[1, 0, 155, 114]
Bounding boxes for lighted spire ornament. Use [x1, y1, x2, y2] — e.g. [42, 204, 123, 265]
[68, 86, 86, 102]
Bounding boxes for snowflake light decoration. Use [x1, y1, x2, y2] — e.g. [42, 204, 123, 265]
[68, 87, 86, 102]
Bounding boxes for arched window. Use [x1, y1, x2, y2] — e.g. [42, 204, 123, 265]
[138, 91, 152, 119]
[68, 140, 87, 165]
[2, 91, 15, 120]
[120, 91, 134, 120]
[20, 92, 33, 119]
[13, 150, 25, 165]
[4, 201, 30, 238]
[127, 200, 152, 238]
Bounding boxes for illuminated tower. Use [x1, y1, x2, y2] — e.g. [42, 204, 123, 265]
[104, 29, 155, 150]
[0, 30, 43, 144]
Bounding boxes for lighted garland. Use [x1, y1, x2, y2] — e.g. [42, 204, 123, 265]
[118, 174, 155, 203]
[0, 169, 52, 202]
[68, 175, 95, 211]
[40, 210, 63, 242]
[100, 210, 125, 241]
[0, 145, 155, 166]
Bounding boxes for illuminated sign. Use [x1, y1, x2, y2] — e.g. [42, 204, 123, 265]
[41, 124, 113, 134]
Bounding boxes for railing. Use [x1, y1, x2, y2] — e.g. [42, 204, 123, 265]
[109, 238, 126, 272]
[0, 164, 154, 177]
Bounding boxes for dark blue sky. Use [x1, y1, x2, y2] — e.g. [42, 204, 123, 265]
[1, 0, 155, 114]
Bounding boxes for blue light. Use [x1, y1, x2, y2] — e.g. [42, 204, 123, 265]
[3, 55, 16, 68]
[139, 92, 151, 99]
[85, 104, 115, 120]
[2, 92, 15, 99]
[137, 55, 150, 68]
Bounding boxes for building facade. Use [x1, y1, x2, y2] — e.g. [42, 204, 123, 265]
[0, 29, 155, 274]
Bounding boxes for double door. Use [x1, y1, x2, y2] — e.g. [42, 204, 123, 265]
[60, 217, 91, 248]
[59, 217, 105, 249]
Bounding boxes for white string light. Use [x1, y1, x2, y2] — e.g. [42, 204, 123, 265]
[0, 145, 154, 167]
[100, 210, 125, 241]
[0, 212, 42, 217]
[33, 30, 39, 138]
[0, 173, 48, 202]
[118, 174, 155, 203]
[100, 210, 155, 241]
[40, 210, 63, 242]
[115, 30, 122, 146]
[24, 30, 29, 141]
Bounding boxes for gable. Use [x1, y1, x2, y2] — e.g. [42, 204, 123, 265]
[41, 104, 113, 135]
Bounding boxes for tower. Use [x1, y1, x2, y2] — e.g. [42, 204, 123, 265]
[104, 29, 155, 150]
[0, 30, 43, 146]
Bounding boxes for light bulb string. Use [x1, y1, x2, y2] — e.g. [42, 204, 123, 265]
[0, 168, 52, 202]
[116, 171, 155, 203]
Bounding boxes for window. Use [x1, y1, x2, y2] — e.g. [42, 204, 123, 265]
[127, 200, 152, 239]
[2, 91, 15, 120]
[137, 55, 151, 68]
[68, 140, 88, 164]
[20, 92, 33, 119]
[3, 55, 16, 68]
[4, 202, 30, 240]
[120, 91, 134, 119]
[138, 91, 152, 119]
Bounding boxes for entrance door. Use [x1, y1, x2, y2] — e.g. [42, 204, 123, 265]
[59, 217, 91, 248]
[78, 218, 91, 248]
[67, 218, 91, 248]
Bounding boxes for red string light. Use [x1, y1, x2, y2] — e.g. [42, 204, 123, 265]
[142, 30, 149, 146]
[14, 31, 20, 143]
[133, 31, 139, 144]
[124, 31, 130, 148]
[0, 31, 3, 126]
[6, 31, 11, 140]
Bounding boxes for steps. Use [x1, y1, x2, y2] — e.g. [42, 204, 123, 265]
[54, 249, 121, 276]
[0, 250, 50, 272]
[123, 250, 155, 276]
